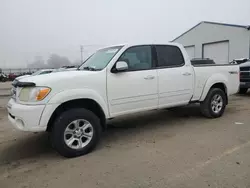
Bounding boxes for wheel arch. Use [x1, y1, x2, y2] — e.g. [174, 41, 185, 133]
[45, 89, 109, 132]
[201, 82, 228, 104]
[200, 73, 228, 103]
[46, 98, 107, 132]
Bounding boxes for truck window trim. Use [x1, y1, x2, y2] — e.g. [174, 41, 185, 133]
[154, 45, 185, 69]
[112, 45, 157, 72]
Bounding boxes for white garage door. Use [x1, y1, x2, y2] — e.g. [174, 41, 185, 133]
[203, 41, 229, 64]
[185, 46, 195, 59]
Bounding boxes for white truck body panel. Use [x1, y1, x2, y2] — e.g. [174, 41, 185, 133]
[7, 42, 239, 132]
[192, 65, 239, 101]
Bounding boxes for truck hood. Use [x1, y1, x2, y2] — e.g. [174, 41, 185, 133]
[16, 75, 31, 80]
[19, 70, 102, 89]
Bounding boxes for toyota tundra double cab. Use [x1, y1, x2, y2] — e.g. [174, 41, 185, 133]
[7, 42, 239, 157]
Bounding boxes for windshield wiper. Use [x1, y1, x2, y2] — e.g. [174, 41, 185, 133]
[82, 66, 97, 71]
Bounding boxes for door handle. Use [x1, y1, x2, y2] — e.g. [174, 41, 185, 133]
[182, 72, 192, 76]
[144, 75, 155, 80]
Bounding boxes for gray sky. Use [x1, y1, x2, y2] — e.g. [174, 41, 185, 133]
[1, 0, 250, 68]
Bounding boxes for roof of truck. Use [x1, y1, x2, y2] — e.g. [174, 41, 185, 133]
[100, 42, 182, 49]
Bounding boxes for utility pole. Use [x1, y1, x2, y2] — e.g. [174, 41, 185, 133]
[80, 45, 83, 63]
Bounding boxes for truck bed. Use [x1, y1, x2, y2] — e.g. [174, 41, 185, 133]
[192, 64, 239, 101]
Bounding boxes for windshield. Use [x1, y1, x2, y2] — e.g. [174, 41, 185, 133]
[78, 46, 123, 71]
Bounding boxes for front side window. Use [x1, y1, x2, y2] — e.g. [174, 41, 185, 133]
[118, 46, 152, 71]
[79, 46, 122, 71]
[155, 45, 184, 67]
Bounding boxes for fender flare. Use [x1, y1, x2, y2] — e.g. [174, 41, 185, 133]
[47, 88, 109, 118]
[200, 74, 228, 101]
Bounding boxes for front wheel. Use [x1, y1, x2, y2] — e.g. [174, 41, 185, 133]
[200, 88, 226, 118]
[50, 108, 102, 158]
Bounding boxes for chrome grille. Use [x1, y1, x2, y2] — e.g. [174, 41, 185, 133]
[240, 66, 250, 82]
[240, 67, 250, 71]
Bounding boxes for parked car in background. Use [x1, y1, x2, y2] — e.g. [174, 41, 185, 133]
[191, 58, 215, 65]
[8, 73, 20, 81]
[7, 42, 239, 158]
[57, 68, 78, 72]
[230, 58, 250, 94]
[60, 65, 78, 71]
[52, 66, 78, 73]
[0, 73, 8, 82]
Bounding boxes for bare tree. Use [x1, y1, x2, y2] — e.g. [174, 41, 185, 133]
[28, 56, 46, 68]
[47, 54, 71, 68]
[28, 54, 72, 69]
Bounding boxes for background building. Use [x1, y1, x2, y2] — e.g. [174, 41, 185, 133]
[173, 21, 250, 64]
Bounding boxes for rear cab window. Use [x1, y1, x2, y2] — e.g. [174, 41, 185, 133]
[154, 45, 185, 68]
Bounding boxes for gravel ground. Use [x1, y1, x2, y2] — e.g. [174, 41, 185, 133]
[0, 91, 250, 188]
[0, 82, 12, 97]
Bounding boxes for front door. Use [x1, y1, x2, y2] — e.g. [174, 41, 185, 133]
[155, 45, 193, 108]
[107, 45, 158, 117]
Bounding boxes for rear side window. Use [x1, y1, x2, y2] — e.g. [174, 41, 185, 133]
[155, 45, 184, 67]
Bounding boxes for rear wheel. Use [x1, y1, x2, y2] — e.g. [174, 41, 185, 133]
[200, 88, 226, 118]
[238, 88, 248, 94]
[50, 108, 101, 158]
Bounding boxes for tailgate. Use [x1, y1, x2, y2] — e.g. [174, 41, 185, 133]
[227, 65, 240, 95]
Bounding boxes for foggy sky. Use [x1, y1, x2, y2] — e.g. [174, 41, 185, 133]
[1, 0, 250, 68]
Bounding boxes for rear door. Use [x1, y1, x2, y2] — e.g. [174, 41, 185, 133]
[107, 45, 158, 117]
[155, 45, 194, 108]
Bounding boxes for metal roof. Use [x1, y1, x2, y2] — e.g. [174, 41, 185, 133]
[172, 21, 250, 42]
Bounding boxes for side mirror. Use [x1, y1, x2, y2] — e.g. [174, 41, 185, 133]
[113, 61, 128, 73]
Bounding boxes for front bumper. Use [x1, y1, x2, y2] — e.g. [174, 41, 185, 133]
[7, 98, 47, 132]
[240, 82, 250, 89]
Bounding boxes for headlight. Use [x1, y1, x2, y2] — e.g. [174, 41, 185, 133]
[19, 87, 51, 102]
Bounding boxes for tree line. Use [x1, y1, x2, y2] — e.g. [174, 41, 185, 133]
[28, 54, 80, 68]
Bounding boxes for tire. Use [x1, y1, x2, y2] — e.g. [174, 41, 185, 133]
[50, 108, 102, 158]
[200, 88, 226, 118]
[238, 88, 248, 94]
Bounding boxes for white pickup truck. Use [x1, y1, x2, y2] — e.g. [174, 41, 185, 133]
[7, 42, 239, 157]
